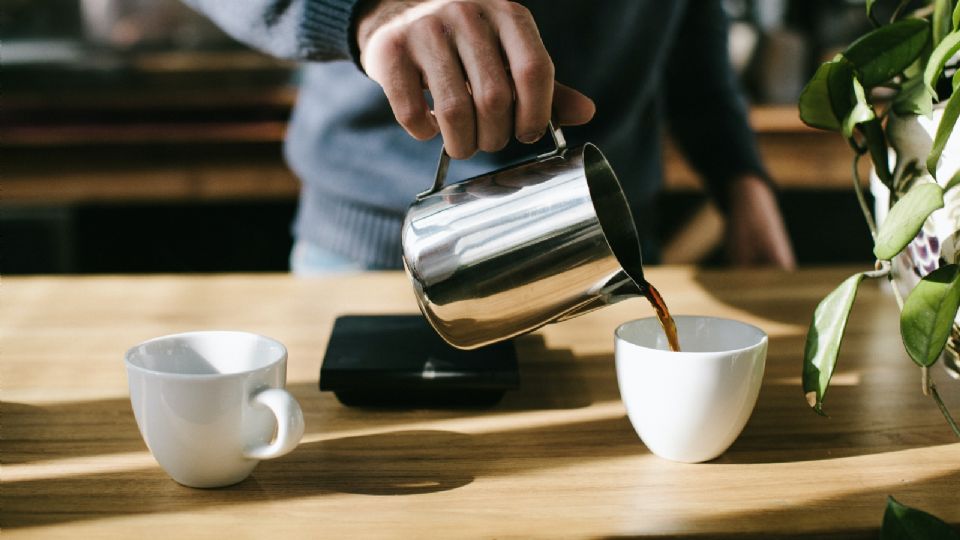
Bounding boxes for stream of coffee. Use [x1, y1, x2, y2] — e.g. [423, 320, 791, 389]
[643, 282, 681, 352]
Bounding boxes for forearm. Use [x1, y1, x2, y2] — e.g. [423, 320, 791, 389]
[725, 174, 796, 269]
[181, 0, 366, 62]
[664, 0, 769, 209]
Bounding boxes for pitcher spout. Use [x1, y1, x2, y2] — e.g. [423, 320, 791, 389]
[555, 270, 645, 323]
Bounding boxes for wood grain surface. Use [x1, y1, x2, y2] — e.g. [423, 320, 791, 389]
[2, 268, 958, 538]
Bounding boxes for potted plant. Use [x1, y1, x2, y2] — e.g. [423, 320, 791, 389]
[797, 0, 960, 437]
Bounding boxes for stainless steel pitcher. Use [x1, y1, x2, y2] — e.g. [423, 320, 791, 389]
[402, 123, 646, 350]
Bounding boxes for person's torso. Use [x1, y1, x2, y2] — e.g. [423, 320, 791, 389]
[285, 0, 689, 211]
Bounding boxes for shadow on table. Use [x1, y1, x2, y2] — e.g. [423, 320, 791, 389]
[1, 413, 641, 529]
[6, 436, 958, 534]
[1, 337, 633, 528]
[595, 469, 960, 538]
[0, 399, 147, 465]
[0, 335, 604, 466]
[497, 334, 607, 409]
[691, 268, 826, 326]
[598, 528, 881, 539]
[719, 329, 960, 464]
[5, 331, 953, 469]
[5, 328, 957, 530]
[691, 268, 959, 464]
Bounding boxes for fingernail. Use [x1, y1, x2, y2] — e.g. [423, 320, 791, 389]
[518, 129, 546, 144]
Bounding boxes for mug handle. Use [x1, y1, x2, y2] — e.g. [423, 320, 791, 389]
[416, 121, 568, 200]
[243, 387, 305, 460]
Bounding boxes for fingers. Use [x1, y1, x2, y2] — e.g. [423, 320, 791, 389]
[407, 14, 477, 158]
[369, 39, 440, 141]
[553, 82, 596, 126]
[360, 0, 595, 157]
[447, 3, 513, 152]
[489, 2, 554, 143]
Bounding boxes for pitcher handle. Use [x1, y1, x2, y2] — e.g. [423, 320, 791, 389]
[417, 121, 567, 200]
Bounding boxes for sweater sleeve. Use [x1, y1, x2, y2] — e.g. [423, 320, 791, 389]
[181, 0, 366, 62]
[663, 0, 770, 210]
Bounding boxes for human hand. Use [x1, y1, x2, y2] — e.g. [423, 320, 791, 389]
[725, 175, 797, 269]
[356, 0, 596, 159]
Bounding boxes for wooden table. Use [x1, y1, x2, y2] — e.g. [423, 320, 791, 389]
[2, 268, 958, 538]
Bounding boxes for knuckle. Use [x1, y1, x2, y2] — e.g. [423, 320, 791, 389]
[505, 1, 532, 19]
[444, 1, 482, 22]
[395, 109, 437, 141]
[379, 30, 406, 54]
[393, 105, 423, 129]
[362, 33, 405, 76]
[434, 96, 473, 124]
[475, 85, 512, 114]
[413, 14, 447, 38]
[514, 56, 554, 84]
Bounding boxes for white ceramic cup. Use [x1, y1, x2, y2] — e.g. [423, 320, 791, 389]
[125, 331, 305, 488]
[615, 316, 767, 463]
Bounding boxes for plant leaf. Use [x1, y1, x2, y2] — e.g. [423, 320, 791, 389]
[945, 169, 960, 192]
[864, 118, 892, 186]
[799, 60, 856, 132]
[927, 87, 960, 176]
[843, 78, 877, 139]
[803, 273, 865, 415]
[901, 264, 960, 367]
[934, 0, 953, 47]
[875, 183, 944, 260]
[867, 0, 878, 20]
[924, 30, 960, 97]
[843, 18, 929, 88]
[954, 1, 960, 30]
[881, 496, 960, 540]
[894, 76, 935, 116]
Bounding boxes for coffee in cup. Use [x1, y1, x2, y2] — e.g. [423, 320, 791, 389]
[615, 316, 767, 463]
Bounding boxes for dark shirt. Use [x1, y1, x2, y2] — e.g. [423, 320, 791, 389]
[184, 0, 766, 268]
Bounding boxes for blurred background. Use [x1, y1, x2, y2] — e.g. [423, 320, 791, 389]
[3, 0, 880, 274]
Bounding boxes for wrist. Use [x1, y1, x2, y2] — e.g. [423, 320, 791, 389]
[726, 173, 777, 207]
[355, 0, 417, 54]
[355, 0, 383, 53]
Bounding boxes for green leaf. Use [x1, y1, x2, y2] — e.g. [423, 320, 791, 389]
[934, 0, 953, 47]
[875, 183, 945, 260]
[843, 78, 877, 139]
[954, 1, 960, 30]
[799, 60, 856, 132]
[927, 87, 960, 176]
[864, 118, 892, 186]
[803, 273, 865, 415]
[843, 18, 930, 87]
[945, 169, 960, 191]
[881, 496, 960, 540]
[924, 30, 960, 97]
[867, 0, 878, 20]
[901, 264, 960, 367]
[894, 76, 935, 116]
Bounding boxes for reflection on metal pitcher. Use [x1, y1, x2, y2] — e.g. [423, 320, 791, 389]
[402, 123, 646, 349]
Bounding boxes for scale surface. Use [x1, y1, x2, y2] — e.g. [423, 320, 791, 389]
[320, 315, 519, 407]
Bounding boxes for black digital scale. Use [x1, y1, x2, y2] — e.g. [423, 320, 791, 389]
[320, 315, 519, 407]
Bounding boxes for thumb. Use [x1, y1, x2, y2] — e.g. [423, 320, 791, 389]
[553, 82, 596, 126]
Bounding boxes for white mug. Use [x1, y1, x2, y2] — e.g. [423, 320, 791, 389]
[125, 331, 305, 488]
[615, 316, 767, 463]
